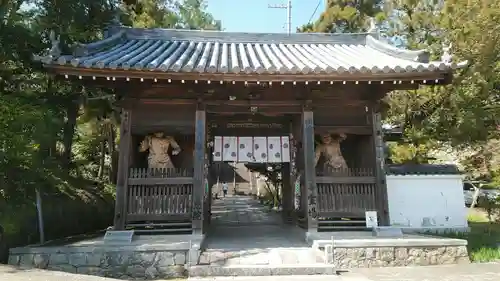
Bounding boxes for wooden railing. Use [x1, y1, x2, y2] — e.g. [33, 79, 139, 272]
[126, 168, 194, 222]
[315, 167, 377, 217]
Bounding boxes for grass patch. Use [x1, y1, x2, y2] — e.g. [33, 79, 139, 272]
[467, 209, 489, 223]
[465, 222, 500, 262]
[441, 209, 500, 262]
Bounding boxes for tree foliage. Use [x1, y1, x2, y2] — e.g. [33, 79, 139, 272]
[298, 0, 500, 175]
[122, 0, 220, 29]
[0, 0, 221, 250]
[245, 163, 283, 207]
[384, 0, 500, 166]
[297, 0, 385, 33]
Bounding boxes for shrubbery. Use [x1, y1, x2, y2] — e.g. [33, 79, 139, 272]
[0, 179, 114, 263]
[477, 196, 500, 224]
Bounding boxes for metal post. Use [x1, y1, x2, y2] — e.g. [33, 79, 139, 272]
[268, 0, 292, 34]
[287, 0, 292, 34]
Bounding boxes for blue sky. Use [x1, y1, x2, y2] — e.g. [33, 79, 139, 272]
[206, 0, 324, 33]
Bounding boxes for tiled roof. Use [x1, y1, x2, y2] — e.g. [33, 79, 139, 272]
[386, 164, 461, 175]
[37, 27, 467, 76]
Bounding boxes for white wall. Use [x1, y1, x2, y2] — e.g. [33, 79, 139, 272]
[386, 175, 468, 230]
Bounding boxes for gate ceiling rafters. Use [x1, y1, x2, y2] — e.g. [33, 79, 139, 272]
[213, 136, 290, 163]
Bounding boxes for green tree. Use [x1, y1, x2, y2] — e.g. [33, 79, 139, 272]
[122, 0, 221, 30]
[245, 163, 283, 208]
[298, 0, 384, 33]
[176, 0, 221, 30]
[121, 0, 179, 28]
[383, 0, 500, 165]
[1, 0, 223, 260]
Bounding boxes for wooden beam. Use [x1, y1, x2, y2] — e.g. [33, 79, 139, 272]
[71, 75, 422, 98]
[114, 109, 132, 230]
[207, 105, 302, 114]
[192, 106, 206, 234]
[208, 114, 289, 124]
[127, 177, 194, 185]
[49, 65, 452, 83]
[314, 126, 372, 135]
[118, 98, 373, 112]
[316, 176, 376, 184]
[381, 84, 420, 91]
[127, 214, 190, 222]
[302, 109, 318, 232]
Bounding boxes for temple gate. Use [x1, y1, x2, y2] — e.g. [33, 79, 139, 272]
[34, 23, 465, 236]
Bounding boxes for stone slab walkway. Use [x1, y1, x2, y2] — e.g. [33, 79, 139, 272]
[210, 195, 280, 226]
[0, 265, 119, 281]
[3, 262, 500, 281]
[188, 262, 500, 281]
[349, 262, 500, 281]
[201, 195, 322, 266]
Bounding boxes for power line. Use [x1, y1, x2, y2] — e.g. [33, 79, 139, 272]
[268, 0, 292, 34]
[308, 0, 322, 24]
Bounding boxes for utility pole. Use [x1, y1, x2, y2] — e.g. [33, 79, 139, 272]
[268, 0, 292, 34]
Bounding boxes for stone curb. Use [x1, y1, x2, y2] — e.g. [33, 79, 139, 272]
[9, 244, 192, 255]
[188, 265, 337, 277]
[312, 237, 467, 248]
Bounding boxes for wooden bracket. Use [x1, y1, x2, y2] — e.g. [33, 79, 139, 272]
[196, 98, 205, 110]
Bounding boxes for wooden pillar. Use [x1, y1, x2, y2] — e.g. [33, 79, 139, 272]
[293, 116, 307, 219]
[302, 109, 318, 232]
[192, 105, 206, 234]
[372, 109, 389, 226]
[281, 163, 292, 223]
[113, 109, 132, 230]
[289, 119, 299, 218]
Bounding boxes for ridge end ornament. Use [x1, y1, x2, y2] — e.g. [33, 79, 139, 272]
[48, 30, 61, 58]
[441, 42, 453, 63]
[367, 17, 378, 33]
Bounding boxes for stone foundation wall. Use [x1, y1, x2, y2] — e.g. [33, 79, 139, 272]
[324, 245, 469, 268]
[8, 249, 189, 279]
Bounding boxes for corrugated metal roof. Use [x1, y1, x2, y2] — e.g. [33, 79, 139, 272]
[39, 27, 466, 76]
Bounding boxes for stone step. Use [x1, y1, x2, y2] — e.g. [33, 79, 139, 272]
[198, 247, 324, 266]
[188, 264, 337, 277]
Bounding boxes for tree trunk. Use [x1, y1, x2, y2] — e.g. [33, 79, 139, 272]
[98, 137, 105, 180]
[61, 100, 79, 170]
[108, 124, 118, 184]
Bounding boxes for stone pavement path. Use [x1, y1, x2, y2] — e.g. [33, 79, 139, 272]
[3, 262, 500, 281]
[349, 262, 500, 281]
[210, 195, 280, 226]
[188, 262, 500, 281]
[200, 195, 322, 266]
[0, 265, 118, 281]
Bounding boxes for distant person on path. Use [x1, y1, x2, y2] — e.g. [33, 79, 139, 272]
[222, 182, 228, 197]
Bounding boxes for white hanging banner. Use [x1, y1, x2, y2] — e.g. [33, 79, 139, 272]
[213, 136, 223, 162]
[222, 136, 238, 162]
[237, 137, 253, 162]
[267, 136, 282, 163]
[213, 136, 291, 163]
[281, 136, 290, 163]
[252, 137, 268, 163]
